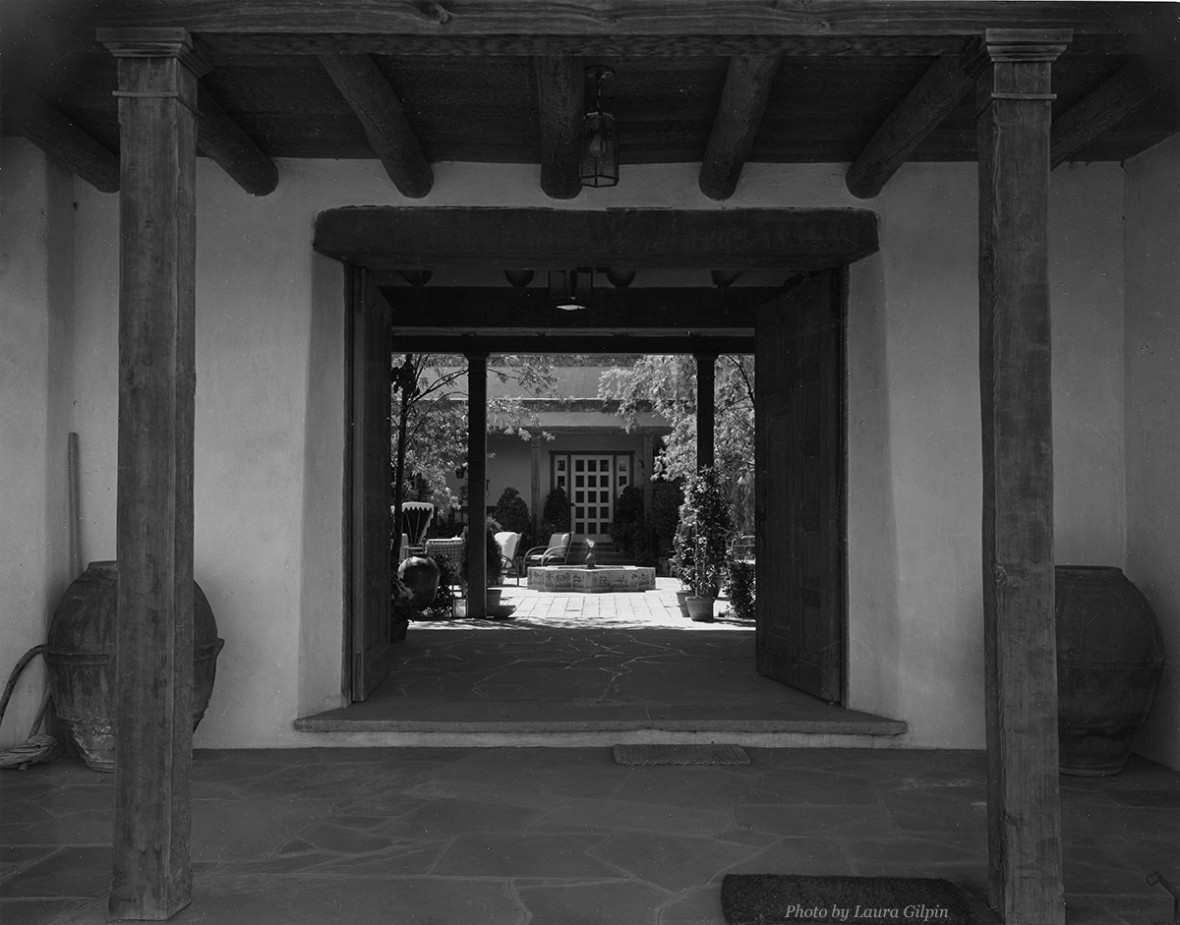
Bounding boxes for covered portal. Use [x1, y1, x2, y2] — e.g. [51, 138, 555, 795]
[3, 2, 1176, 922]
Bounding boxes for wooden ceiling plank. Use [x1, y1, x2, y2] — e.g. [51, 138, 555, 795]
[9, 95, 120, 192]
[317, 53, 432, 197]
[1050, 56, 1173, 167]
[845, 42, 985, 199]
[533, 54, 583, 199]
[699, 54, 781, 200]
[196, 85, 278, 195]
[314, 206, 880, 269]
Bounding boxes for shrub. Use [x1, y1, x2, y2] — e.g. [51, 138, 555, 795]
[726, 559, 755, 620]
[494, 486, 531, 546]
[424, 554, 458, 619]
[652, 478, 684, 551]
[681, 466, 732, 597]
[541, 485, 571, 536]
[610, 484, 649, 560]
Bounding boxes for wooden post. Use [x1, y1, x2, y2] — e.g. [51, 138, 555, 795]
[97, 26, 206, 921]
[642, 433, 655, 543]
[530, 435, 542, 542]
[695, 351, 717, 469]
[976, 27, 1070, 925]
[466, 351, 489, 617]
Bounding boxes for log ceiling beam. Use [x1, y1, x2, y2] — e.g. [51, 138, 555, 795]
[699, 54, 781, 200]
[845, 41, 986, 199]
[1050, 55, 1173, 168]
[533, 55, 583, 199]
[317, 53, 432, 198]
[7, 94, 120, 193]
[196, 85, 278, 195]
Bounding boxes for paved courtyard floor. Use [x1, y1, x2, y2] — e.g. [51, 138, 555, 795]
[2, 747, 1178, 925]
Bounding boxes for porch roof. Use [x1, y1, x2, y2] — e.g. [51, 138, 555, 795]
[3, 1, 1175, 202]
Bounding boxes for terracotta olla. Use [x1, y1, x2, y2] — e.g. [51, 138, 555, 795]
[44, 560, 225, 773]
[1055, 566, 1165, 777]
[398, 555, 440, 609]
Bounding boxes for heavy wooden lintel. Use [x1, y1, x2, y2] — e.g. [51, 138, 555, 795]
[380, 286, 778, 332]
[845, 40, 985, 199]
[534, 54, 583, 199]
[196, 84, 278, 195]
[390, 333, 755, 355]
[1051, 55, 1173, 167]
[8, 94, 120, 192]
[317, 53, 432, 197]
[699, 54, 781, 200]
[315, 207, 879, 270]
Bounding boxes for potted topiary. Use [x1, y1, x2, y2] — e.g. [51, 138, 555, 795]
[670, 519, 696, 618]
[681, 466, 732, 622]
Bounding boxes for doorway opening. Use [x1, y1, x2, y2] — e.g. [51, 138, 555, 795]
[311, 205, 888, 738]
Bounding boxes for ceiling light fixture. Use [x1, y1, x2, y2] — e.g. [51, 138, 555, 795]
[580, 65, 618, 188]
[549, 269, 590, 311]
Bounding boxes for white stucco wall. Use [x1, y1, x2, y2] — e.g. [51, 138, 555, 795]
[0, 145, 76, 748]
[1125, 134, 1180, 770]
[2, 141, 1140, 750]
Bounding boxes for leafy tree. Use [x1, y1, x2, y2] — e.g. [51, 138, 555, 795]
[598, 355, 755, 533]
[390, 354, 561, 557]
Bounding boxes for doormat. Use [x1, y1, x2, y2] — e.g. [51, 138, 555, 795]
[721, 875, 974, 925]
[612, 744, 750, 766]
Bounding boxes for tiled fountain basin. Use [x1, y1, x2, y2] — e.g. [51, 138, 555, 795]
[527, 565, 656, 593]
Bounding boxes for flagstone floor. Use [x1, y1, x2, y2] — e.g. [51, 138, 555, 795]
[297, 580, 907, 743]
[2, 747, 1178, 925]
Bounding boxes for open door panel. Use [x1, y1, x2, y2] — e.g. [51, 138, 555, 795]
[348, 267, 393, 702]
[754, 268, 846, 704]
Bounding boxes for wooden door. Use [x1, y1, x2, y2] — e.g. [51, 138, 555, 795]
[348, 268, 393, 701]
[754, 269, 846, 703]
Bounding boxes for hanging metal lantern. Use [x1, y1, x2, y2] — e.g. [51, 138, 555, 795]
[580, 66, 618, 188]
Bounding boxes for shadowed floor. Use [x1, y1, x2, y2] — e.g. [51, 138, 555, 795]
[2, 748, 1178, 925]
[297, 580, 906, 742]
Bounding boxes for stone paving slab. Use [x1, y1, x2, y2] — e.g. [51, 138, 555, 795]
[2, 749, 1178, 925]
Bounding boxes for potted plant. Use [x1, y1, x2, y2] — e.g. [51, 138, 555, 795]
[726, 558, 755, 621]
[670, 519, 696, 618]
[681, 466, 732, 622]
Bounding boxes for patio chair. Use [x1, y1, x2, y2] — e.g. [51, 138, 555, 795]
[522, 533, 572, 571]
[493, 531, 522, 585]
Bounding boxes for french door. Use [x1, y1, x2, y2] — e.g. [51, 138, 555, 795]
[571, 455, 614, 540]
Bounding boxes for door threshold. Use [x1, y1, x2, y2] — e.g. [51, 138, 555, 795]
[291, 716, 908, 748]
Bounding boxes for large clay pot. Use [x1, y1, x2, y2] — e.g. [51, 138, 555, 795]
[398, 555, 440, 609]
[686, 596, 715, 622]
[1055, 565, 1165, 776]
[44, 560, 225, 773]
